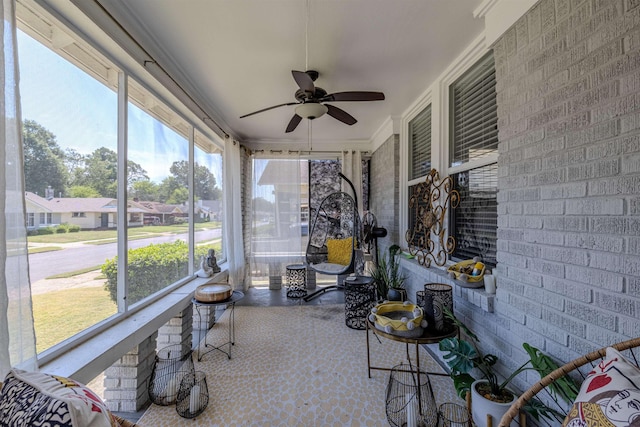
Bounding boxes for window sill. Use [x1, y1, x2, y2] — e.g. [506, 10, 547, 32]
[38, 269, 229, 384]
[398, 256, 495, 313]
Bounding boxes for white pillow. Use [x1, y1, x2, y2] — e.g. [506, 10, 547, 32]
[0, 369, 117, 427]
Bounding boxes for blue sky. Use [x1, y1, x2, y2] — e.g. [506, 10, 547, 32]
[17, 30, 221, 187]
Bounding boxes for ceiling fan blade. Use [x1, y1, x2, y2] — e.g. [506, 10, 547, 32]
[240, 102, 297, 118]
[292, 70, 315, 94]
[285, 114, 303, 133]
[326, 104, 357, 126]
[322, 91, 385, 102]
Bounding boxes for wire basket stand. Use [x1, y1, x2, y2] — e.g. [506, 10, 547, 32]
[386, 363, 438, 427]
[148, 344, 195, 406]
[176, 371, 209, 419]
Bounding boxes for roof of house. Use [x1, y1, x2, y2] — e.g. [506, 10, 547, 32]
[25, 192, 118, 213]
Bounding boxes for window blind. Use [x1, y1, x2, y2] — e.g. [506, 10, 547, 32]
[450, 52, 497, 167]
[408, 105, 432, 180]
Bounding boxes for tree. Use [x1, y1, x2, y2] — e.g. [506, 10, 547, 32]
[131, 180, 159, 201]
[169, 160, 221, 200]
[23, 120, 68, 196]
[166, 187, 189, 205]
[68, 185, 101, 198]
[74, 147, 148, 198]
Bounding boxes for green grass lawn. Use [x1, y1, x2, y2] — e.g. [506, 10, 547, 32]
[28, 222, 221, 244]
[32, 287, 117, 353]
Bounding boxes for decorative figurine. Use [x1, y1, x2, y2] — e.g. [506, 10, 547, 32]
[206, 249, 221, 273]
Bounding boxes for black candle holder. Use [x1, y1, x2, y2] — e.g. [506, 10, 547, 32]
[417, 283, 453, 332]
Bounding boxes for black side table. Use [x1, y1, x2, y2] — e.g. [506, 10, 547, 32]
[192, 290, 244, 361]
[344, 275, 376, 329]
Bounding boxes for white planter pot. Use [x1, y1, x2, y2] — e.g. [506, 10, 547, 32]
[470, 380, 517, 427]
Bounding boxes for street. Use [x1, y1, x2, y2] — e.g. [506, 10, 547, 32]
[28, 228, 222, 282]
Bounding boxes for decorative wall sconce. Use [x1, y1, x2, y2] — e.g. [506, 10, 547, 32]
[405, 169, 460, 267]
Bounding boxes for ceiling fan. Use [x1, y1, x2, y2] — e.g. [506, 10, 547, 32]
[239, 70, 385, 133]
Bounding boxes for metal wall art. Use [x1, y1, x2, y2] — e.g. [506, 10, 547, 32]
[405, 169, 460, 267]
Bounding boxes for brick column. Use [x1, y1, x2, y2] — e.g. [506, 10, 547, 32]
[103, 332, 157, 412]
[157, 308, 193, 352]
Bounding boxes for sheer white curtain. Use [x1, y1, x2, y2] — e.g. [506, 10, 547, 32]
[250, 155, 304, 287]
[223, 137, 246, 289]
[0, 0, 37, 378]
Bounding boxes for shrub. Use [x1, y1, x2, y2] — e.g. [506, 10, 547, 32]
[37, 227, 55, 235]
[102, 241, 208, 305]
[68, 224, 81, 232]
[55, 223, 70, 233]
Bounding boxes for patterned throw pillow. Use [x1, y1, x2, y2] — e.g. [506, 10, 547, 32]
[326, 237, 353, 265]
[563, 347, 640, 427]
[0, 369, 117, 427]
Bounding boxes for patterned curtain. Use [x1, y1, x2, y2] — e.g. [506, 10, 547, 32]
[0, 0, 38, 377]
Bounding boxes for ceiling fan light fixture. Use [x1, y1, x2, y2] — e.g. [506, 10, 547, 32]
[295, 102, 328, 120]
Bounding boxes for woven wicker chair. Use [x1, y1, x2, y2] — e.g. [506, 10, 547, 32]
[498, 336, 640, 427]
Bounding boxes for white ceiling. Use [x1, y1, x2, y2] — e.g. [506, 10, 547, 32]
[98, 0, 486, 150]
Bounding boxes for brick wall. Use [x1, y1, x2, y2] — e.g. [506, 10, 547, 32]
[477, 0, 640, 391]
[370, 134, 400, 251]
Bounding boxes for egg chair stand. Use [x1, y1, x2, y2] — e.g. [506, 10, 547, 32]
[303, 173, 361, 302]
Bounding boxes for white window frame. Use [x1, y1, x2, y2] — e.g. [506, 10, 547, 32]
[400, 34, 496, 269]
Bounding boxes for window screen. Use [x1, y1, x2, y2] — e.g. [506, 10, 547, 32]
[408, 105, 432, 180]
[450, 52, 497, 167]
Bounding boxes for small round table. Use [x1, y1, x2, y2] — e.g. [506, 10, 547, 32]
[192, 290, 244, 361]
[285, 264, 307, 298]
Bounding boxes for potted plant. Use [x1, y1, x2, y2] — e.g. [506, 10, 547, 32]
[439, 310, 579, 426]
[368, 244, 406, 301]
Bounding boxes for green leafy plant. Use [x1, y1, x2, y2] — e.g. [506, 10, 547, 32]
[439, 308, 579, 421]
[368, 244, 406, 299]
[102, 241, 208, 305]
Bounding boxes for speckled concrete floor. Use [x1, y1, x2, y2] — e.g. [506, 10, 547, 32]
[137, 298, 462, 427]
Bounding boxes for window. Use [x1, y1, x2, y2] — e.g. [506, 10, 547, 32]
[17, 6, 224, 357]
[194, 131, 224, 266]
[448, 52, 498, 267]
[409, 105, 432, 181]
[39, 212, 52, 224]
[407, 105, 432, 247]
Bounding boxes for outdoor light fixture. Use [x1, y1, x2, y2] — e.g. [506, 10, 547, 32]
[295, 102, 328, 120]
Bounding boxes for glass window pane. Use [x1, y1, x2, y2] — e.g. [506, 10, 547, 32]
[194, 131, 224, 266]
[449, 164, 497, 268]
[409, 105, 432, 180]
[18, 29, 119, 353]
[125, 78, 190, 306]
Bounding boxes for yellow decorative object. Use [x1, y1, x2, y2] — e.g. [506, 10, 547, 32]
[370, 301, 424, 332]
[326, 237, 353, 265]
[447, 259, 485, 284]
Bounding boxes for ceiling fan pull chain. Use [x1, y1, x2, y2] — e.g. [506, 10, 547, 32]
[305, 0, 309, 71]
[308, 119, 312, 151]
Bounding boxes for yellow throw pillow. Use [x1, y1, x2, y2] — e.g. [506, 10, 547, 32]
[326, 237, 353, 265]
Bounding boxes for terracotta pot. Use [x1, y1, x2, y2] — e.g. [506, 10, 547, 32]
[470, 380, 517, 427]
